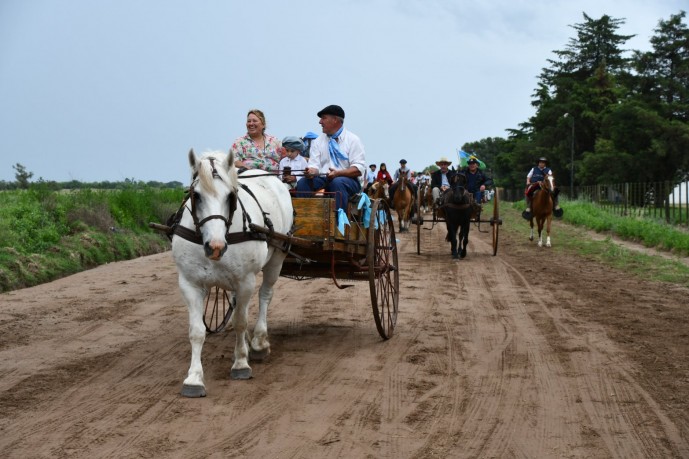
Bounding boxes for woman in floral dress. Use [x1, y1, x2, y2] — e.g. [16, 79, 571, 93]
[230, 109, 283, 171]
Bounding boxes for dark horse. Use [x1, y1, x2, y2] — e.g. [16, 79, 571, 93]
[440, 174, 472, 259]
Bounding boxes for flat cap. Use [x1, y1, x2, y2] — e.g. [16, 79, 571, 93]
[282, 136, 305, 152]
[317, 104, 345, 119]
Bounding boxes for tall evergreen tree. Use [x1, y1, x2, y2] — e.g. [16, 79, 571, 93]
[527, 13, 635, 188]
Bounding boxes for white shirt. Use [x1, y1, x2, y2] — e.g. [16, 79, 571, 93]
[279, 154, 308, 181]
[365, 169, 377, 185]
[308, 127, 366, 183]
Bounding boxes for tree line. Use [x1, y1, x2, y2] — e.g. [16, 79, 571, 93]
[4, 12, 687, 194]
[462, 11, 689, 192]
[1, 163, 182, 190]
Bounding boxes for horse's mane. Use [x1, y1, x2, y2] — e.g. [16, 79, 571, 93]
[195, 151, 238, 196]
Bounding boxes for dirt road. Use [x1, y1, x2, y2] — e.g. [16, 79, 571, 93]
[1, 217, 688, 458]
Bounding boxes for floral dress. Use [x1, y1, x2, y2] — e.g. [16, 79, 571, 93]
[230, 134, 282, 171]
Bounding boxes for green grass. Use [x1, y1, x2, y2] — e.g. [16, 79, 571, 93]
[0, 186, 185, 292]
[506, 199, 689, 287]
[512, 197, 689, 257]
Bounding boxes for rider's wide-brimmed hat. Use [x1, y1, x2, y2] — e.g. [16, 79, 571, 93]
[538, 157, 548, 164]
[435, 156, 452, 166]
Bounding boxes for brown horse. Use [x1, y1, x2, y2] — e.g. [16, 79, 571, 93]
[392, 175, 413, 232]
[529, 175, 555, 247]
[419, 182, 433, 213]
[368, 179, 389, 200]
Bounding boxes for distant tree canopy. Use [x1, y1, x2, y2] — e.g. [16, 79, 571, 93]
[12, 163, 33, 189]
[1, 164, 183, 191]
[466, 11, 689, 190]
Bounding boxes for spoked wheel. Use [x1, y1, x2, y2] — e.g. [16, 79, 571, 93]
[203, 287, 234, 333]
[415, 185, 423, 254]
[490, 189, 501, 256]
[368, 199, 399, 340]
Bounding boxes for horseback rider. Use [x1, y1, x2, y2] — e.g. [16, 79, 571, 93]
[389, 159, 418, 204]
[363, 163, 377, 194]
[459, 156, 492, 205]
[523, 157, 562, 219]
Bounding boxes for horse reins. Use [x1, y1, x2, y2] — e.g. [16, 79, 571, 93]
[170, 159, 279, 247]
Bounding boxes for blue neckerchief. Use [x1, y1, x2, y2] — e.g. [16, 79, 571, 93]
[328, 127, 348, 167]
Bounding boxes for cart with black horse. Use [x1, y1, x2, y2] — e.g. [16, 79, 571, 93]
[413, 173, 501, 257]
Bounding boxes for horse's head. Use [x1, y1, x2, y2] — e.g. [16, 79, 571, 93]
[398, 175, 407, 191]
[543, 175, 555, 193]
[187, 149, 238, 260]
[448, 173, 469, 205]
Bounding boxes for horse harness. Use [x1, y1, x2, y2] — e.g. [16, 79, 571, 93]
[166, 159, 293, 252]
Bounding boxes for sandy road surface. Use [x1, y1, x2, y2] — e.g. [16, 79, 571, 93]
[1, 217, 688, 458]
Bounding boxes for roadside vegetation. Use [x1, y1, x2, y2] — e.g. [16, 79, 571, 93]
[0, 184, 184, 292]
[508, 198, 689, 287]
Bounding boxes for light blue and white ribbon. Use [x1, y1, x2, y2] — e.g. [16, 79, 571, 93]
[337, 208, 350, 236]
[357, 193, 372, 228]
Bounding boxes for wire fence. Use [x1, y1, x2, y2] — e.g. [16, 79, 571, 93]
[498, 181, 689, 226]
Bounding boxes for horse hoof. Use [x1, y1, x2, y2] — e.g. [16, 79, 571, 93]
[554, 208, 564, 218]
[181, 384, 206, 398]
[452, 252, 459, 259]
[249, 347, 270, 362]
[460, 250, 467, 259]
[230, 367, 252, 380]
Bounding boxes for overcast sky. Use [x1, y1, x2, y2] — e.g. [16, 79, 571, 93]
[0, 0, 685, 183]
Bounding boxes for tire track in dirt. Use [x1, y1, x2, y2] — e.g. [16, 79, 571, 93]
[498, 232, 688, 458]
[2, 219, 689, 458]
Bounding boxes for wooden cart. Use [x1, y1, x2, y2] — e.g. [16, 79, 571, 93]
[413, 187, 502, 256]
[203, 195, 399, 340]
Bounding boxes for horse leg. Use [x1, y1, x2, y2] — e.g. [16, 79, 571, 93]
[529, 218, 535, 241]
[459, 217, 469, 259]
[545, 216, 552, 247]
[445, 220, 458, 258]
[537, 217, 544, 247]
[179, 277, 208, 397]
[250, 252, 285, 361]
[230, 275, 256, 380]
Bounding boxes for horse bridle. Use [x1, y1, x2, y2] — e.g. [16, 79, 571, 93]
[188, 157, 238, 234]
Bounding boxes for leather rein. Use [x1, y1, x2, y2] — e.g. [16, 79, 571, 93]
[169, 159, 274, 247]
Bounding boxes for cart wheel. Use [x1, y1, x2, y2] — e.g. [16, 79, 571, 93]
[490, 189, 501, 256]
[368, 199, 399, 340]
[415, 185, 423, 255]
[204, 287, 234, 333]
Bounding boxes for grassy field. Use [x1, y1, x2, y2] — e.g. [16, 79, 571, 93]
[0, 186, 184, 292]
[505, 198, 689, 287]
[2, 188, 688, 292]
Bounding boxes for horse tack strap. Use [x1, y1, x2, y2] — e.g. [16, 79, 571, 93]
[173, 224, 267, 246]
[441, 202, 472, 210]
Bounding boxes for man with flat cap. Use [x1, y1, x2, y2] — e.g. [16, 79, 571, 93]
[295, 105, 366, 216]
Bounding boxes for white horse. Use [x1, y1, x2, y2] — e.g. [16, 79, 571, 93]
[172, 149, 293, 397]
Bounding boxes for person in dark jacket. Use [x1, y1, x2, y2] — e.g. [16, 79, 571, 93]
[431, 156, 457, 203]
[459, 156, 493, 204]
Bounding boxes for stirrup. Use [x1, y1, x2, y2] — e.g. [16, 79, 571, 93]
[554, 208, 564, 218]
[522, 210, 532, 220]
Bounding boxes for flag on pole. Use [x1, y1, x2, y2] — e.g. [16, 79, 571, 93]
[457, 150, 487, 170]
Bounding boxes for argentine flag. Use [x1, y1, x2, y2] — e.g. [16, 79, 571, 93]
[457, 150, 487, 170]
